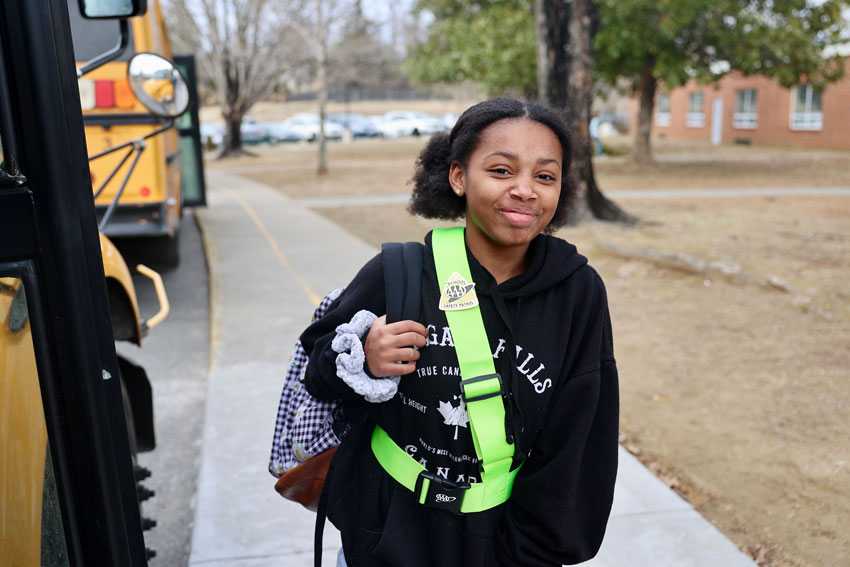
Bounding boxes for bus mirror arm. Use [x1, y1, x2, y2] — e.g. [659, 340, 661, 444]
[90, 119, 174, 231]
[77, 19, 131, 78]
[97, 140, 145, 232]
[93, 146, 135, 200]
[88, 119, 174, 161]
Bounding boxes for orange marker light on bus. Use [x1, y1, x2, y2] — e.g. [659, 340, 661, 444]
[140, 187, 151, 197]
[114, 78, 135, 109]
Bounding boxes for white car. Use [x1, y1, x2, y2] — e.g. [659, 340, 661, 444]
[375, 111, 444, 138]
[280, 113, 344, 142]
[265, 122, 302, 143]
[240, 117, 271, 144]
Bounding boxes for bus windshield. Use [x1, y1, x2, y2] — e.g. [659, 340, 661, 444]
[66, 0, 135, 62]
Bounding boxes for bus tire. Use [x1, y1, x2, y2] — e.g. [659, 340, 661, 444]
[153, 232, 180, 268]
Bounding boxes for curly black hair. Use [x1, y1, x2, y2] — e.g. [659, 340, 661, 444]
[408, 98, 576, 231]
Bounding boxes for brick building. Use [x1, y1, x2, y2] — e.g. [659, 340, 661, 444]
[637, 55, 850, 150]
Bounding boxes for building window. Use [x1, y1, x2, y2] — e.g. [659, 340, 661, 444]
[790, 85, 822, 130]
[733, 89, 758, 129]
[655, 94, 671, 127]
[686, 92, 705, 127]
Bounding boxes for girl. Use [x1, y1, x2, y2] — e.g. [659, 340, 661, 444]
[302, 98, 619, 566]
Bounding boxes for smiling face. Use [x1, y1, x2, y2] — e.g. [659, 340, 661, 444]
[449, 118, 563, 255]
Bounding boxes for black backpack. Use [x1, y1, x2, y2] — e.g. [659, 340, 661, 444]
[268, 241, 423, 515]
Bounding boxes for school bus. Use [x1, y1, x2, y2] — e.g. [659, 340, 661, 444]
[0, 0, 199, 564]
[70, 0, 206, 265]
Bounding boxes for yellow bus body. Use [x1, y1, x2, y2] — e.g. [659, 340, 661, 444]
[100, 233, 143, 344]
[0, 279, 47, 566]
[0, 236, 154, 561]
[80, 0, 182, 238]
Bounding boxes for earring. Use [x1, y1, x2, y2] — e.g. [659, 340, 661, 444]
[454, 187, 463, 196]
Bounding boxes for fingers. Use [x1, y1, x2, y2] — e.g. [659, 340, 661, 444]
[365, 317, 428, 378]
[386, 360, 418, 376]
[383, 331, 427, 349]
[371, 349, 420, 377]
[386, 346, 421, 363]
[384, 319, 428, 339]
[367, 344, 422, 377]
[371, 319, 428, 349]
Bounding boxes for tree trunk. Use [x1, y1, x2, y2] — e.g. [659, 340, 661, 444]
[534, 0, 569, 109]
[316, 0, 328, 175]
[217, 2, 243, 158]
[224, 112, 242, 154]
[633, 60, 657, 163]
[537, 0, 636, 224]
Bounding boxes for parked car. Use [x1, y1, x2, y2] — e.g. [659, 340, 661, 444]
[327, 113, 382, 138]
[375, 111, 444, 138]
[200, 122, 225, 148]
[265, 122, 302, 143]
[280, 113, 344, 142]
[241, 117, 271, 145]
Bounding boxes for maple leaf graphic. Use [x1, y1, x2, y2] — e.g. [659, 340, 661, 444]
[438, 398, 469, 440]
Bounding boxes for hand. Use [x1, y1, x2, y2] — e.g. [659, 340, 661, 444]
[365, 316, 428, 377]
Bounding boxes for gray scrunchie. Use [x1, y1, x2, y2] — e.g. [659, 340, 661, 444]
[331, 310, 400, 403]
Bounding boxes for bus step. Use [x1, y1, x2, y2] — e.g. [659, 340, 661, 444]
[137, 485, 155, 502]
[134, 465, 152, 481]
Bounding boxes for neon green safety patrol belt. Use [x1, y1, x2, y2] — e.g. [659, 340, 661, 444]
[371, 227, 521, 514]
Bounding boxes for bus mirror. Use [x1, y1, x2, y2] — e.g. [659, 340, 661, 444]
[78, 0, 147, 19]
[127, 53, 191, 118]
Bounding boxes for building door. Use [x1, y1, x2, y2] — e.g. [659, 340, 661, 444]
[711, 97, 724, 145]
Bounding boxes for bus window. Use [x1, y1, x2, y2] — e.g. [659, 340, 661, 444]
[0, 279, 70, 567]
[66, 1, 135, 62]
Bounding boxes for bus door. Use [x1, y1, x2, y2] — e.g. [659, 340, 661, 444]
[0, 0, 151, 564]
[174, 55, 206, 207]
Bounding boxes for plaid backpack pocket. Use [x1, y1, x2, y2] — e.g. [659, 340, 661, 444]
[269, 288, 344, 477]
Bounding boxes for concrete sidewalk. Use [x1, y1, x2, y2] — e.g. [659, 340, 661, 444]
[188, 170, 757, 567]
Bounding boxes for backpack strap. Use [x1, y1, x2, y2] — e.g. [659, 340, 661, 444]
[315, 241, 423, 567]
[371, 227, 520, 514]
[381, 241, 423, 324]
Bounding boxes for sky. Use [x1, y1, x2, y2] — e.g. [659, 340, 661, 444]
[360, 0, 419, 47]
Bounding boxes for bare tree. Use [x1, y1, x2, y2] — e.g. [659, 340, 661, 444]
[296, 0, 403, 175]
[329, 1, 406, 89]
[163, 0, 298, 158]
[288, 0, 348, 174]
[535, 0, 635, 223]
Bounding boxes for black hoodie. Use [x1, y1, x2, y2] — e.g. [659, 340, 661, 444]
[302, 230, 619, 567]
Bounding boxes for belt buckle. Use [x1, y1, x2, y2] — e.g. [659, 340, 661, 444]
[414, 470, 470, 514]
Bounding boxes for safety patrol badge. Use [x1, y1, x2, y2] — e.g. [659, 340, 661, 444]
[439, 272, 479, 311]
